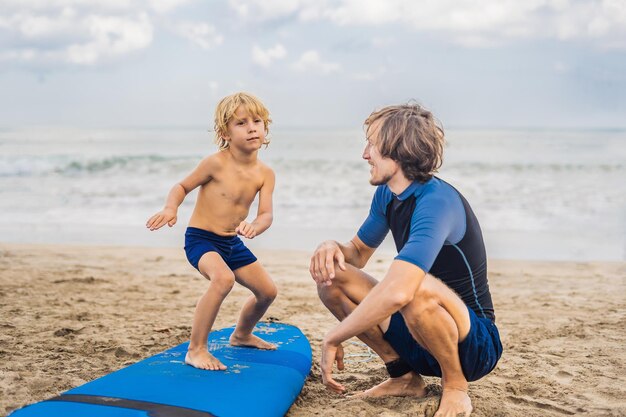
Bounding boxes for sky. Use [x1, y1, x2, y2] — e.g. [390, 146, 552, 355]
[1, 0, 625, 129]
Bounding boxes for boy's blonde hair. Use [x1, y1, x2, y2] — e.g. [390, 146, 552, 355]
[213, 92, 272, 150]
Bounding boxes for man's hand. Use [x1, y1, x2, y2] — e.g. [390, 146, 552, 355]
[146, 208, 177, 231]
[310, 240, 347, 286]
[236, 221, 257, 239]
[320, 339, 346, 394]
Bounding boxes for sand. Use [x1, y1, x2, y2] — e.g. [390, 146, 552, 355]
[0, 243, 624, 416]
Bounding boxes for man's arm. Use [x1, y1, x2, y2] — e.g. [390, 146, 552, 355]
[236, 167, 275, 238]
[310, 236, 375, 286]
[320, 260, 426, 392]
[310, 184, 389, 282]
[327, 259, 424, 342]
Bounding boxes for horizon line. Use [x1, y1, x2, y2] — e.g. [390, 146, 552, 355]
[1, 124, 626, 132]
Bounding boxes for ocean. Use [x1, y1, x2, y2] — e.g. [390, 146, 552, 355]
[0, 126, 624, 261]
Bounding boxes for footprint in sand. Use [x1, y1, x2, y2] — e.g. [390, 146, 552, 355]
[555, 370, 574, 384]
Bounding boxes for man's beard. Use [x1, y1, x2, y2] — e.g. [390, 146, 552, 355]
[369, 173, 393, 186]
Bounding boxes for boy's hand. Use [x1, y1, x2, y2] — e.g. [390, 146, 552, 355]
[236, 221, 257, 239]
[146, 208, 177, 231]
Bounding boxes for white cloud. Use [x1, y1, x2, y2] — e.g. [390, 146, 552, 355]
[0, 8, 78, 40]
[292, 50, 340, 74]
[228, 0, 626, 49]
[229, 0, 316, 21]
[1, 0, 135, 13]
[1, 0, 191, 13]
[148, 0, 193, 14]
[65, 13, 153, 64]
[252, 44, 287, 68]
[174, 22, 223, 50]
[0, 1, 207, 67]
[0, 10, 153, 65]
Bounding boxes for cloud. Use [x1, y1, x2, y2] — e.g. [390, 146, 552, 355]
[148, 0, 193, 14]
[173, 22, 223, 50]
[0, 1, 214, 67]
[0, 10, 153, 65]
[228, 0, 626, 49]
[229, 0, 313, 21]
[2, 1, 138, 14]
[291, 50, 340, 74]
[1, 0, 190, 13]
[252, 43, 287, 68]
[67, 13, 153, 64]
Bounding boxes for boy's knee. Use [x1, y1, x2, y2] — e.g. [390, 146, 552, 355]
[260, 283, 278, 303]
[209, 270, 235, 293]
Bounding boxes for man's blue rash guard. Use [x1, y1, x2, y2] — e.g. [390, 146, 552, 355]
[357, 177, 495, 321]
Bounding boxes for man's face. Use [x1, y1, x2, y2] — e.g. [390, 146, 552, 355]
[362, 119, 399, 186]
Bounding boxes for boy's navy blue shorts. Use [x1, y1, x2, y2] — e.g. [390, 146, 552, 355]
[383, 306, 503, 382]
[184, 227, 257, 272]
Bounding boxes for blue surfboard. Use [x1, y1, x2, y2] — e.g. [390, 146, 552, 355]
[10, 322, 312, 417]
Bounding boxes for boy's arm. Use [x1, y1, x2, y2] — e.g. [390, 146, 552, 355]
[146, 157, 215, 231]
[236, 167, 275, 238]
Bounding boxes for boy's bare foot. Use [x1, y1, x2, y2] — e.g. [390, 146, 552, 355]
[434, 388, 472, 417]
[351, 372, 428, 398]
[185, 349, 227, 371]
[229, 333, 277, 350]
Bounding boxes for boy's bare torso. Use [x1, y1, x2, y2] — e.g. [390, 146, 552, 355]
[189, 151, 267, 235]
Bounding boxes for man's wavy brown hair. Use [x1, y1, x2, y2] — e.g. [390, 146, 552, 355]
[364, 103, 445, 183]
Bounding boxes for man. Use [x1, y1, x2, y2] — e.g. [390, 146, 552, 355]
[309, 103, 502, 417]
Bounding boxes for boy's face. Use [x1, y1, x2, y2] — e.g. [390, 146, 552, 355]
[223, 105, 266, 151]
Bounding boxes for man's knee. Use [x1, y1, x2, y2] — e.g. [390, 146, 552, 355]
[316, 277, 350, 306]
[315, 260, 350, 290]
[316, 280, 339, 300]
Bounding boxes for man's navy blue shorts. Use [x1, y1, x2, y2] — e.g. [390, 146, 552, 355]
[383, 306, 503, 382]
[184, 227, 257, 272]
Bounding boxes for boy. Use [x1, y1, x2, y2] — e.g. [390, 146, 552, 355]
[146, 92, 277, 371]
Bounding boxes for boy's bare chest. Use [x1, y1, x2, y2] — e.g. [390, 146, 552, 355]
[207, 167, 262, 204]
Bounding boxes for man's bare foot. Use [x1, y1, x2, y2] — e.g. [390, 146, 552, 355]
[434, 388, 472, 417]
[351, 372, 428, 398]
[185, 349, 227, 371]
[229, 333, 277, 350]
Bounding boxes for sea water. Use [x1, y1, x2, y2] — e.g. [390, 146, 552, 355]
[0, 126, 623, 261]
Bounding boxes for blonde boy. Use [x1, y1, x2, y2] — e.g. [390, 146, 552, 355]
[146, 92, 277, 371]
